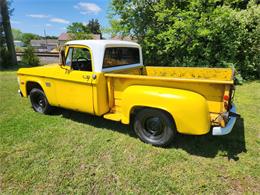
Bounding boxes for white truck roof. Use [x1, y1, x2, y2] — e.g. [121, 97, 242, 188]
[65, 40, 143, 72]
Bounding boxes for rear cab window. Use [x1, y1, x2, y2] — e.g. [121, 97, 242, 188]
[103, 47, 140, 69]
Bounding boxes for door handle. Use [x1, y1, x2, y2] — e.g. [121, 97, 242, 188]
[82, 75, 90, 79]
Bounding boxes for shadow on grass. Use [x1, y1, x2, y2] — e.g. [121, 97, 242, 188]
[0, 63, 45, 71]
[171, 117, 246, 160]
[0, 64, 27, 71]
[52, 108, 246, 160]
[53, 108, 136, 137]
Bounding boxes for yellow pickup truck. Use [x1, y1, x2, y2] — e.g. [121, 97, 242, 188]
[17, 40, 239, 146]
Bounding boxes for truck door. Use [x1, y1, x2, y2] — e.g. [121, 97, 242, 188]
[55, 45, 94, 114]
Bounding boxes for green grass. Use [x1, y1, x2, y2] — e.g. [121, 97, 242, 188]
[0, 71, 260, 194]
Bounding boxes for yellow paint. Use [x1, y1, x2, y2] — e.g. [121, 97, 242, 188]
[145, 66, 233, 81]
[120, 85, 210, 135]
[17, 45, 234, 136]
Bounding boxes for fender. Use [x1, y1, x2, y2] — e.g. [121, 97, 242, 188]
[120, 85, 211, 135]
[17, 73, 57, 106]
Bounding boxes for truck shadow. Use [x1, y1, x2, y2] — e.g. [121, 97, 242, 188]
[171, 117, 246, 160]
[55, 108, 136, 137]
[54, 109, 246, 160]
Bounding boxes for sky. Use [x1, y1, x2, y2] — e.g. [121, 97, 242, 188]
[10, 0, 111, 37]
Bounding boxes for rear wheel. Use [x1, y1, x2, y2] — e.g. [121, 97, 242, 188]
[29, 88, 52, 114]
[133, 108, 176, 147]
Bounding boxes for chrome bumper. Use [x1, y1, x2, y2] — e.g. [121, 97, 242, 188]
[18, 89, 23, 97]
[212, 104, 237, 136]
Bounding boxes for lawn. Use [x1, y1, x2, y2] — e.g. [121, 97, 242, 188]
[0, 71, 259, 194]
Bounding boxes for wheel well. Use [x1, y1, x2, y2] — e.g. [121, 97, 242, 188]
[130, 106, 176, 127]
[26, 82, 43, 96]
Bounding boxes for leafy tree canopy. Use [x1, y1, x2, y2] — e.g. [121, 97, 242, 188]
[87, 19, 101, 34]
[67, 22, 91, 40]
[12, 28, 23, 40]
[45, 35, 58, 39]
[66, 19, 102, 40]
[67, 22, 90, 34]
[109, 0, 260, 79]
[21, 33, 40, 46]
[0, 0, 17, 67]
[12, 29, 57, 41]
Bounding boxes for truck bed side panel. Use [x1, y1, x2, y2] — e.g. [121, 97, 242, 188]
[145, 67, 233, 81]
[120, 85, 211, 135]
[107, 75, 230, 114]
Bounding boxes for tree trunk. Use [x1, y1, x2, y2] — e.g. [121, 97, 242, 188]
[0, 0, 17, 65]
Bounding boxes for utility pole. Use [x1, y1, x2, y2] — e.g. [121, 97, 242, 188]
[44, 28, 48, 52]
[0, 0, 17, 65]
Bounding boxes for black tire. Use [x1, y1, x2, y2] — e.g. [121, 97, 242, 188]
[133, 108, 176, 147]
[29, 88, 52, 114]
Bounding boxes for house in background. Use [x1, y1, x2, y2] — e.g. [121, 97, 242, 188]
[14, 40, 24, 47]
[58, 33, 102, 47]
[92, 34, 102, 40]
[111, 35, 137, 42]
[30, 39, 58, 52]
[58, 33, 70, 47]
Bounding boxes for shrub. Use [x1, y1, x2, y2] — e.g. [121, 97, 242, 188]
[110, 0, 260, 80]
[21, 46, 39, 67]
[15, 46, 25, 52]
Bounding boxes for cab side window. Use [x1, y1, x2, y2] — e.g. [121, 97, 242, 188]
[65, 47, 92, 71]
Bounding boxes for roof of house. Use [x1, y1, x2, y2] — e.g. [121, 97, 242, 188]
[58, 32, 102, 41]
[92, 34, 102, 40]
[31, 39, 58, 46]
[58, 32, 70, 41]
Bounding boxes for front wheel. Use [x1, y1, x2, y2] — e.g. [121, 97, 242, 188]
[29, 88, 52, 114]
[133, 108, 176, 147]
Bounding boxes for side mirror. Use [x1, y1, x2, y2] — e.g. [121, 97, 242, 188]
[59, 47, 65, 66]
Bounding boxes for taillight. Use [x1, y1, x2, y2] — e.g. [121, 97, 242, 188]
[223, 95, 229, 101]
[223, 95, 230, 110]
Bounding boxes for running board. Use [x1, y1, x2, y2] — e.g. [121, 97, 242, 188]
[103, 113, 122, 122]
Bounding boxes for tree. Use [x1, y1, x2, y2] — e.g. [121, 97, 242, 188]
[87, 19, 101, 35]
[67, 22, 91, 40]
[0, 0, 17, 66]
[45, 35, 57, 39]
[103, 17, 129, 38]
[13, 29, 48, 43]
[0, 14, 6, 67]
[21, 33, 40, 46]
[109, 0, 260, 79]
[12, 28, 23, 40]
[67, 20, 102, 40]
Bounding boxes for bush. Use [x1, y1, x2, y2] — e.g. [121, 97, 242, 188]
[110, 0, 260, 80]
[21, 46, 39, 67]
[15, 46, 25, 52]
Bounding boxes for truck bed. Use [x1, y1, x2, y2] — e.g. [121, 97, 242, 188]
[104, 66, 234, 124]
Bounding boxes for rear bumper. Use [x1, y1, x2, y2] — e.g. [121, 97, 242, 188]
[18, 89, 23, 97]
[212, 104, 237, 136]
